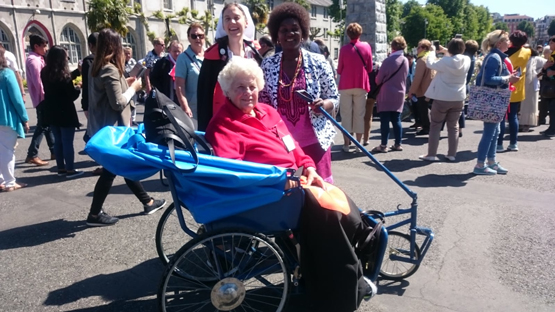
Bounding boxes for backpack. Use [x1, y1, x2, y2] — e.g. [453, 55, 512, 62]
[143, 88, 212, 172]
[354, 210, 384, 275]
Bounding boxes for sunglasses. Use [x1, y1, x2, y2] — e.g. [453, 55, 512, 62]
[190, 34, 205, 40]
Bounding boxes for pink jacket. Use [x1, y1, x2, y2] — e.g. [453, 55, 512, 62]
[337, 39, 372, 92]
[25, 52, 45, 108]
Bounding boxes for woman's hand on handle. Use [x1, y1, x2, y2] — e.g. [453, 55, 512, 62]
[309, 98, 333, 115]
[305, 167, 325, 189]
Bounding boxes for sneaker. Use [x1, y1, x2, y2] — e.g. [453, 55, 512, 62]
[473, 166, 497, 175]
[363, 276, 378, 301]
[445, 156, 456, 162]
[86, 211, 119, 226]
[354, 147, 361, 153]
[488, 162, 508, 175]
[144, 198, 167, 215]
[66, 170, 85, 179]
[57, 170, 67, 177]
[419, 155, 439, 162]
[544, 131, 555, 137]
[496, 145, 504, 152]
[342, 145, 351, 153]
[507, 144, 519, 151]
[415, 129, 429, 136]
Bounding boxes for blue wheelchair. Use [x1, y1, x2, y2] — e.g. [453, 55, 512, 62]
[86, 109, 434, 312]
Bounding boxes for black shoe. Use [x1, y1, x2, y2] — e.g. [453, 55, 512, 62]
[459, 131, 463, 138]
[144, 198, 167, 215]
[78, 150, 87, 155]
[66, 170, 85, 179]
[544, 131, 555, 137]
[415, 129, 429, 135]
[86, 211, 119, 226]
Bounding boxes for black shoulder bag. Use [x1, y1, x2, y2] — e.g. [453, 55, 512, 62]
[143, 88, 213, 173]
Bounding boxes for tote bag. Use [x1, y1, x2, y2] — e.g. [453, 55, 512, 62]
[467, 54, 511, 123]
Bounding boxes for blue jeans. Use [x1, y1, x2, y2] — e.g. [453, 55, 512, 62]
[27, 107, 55, 158]
[477, 122, 500, 163]
[50, 126, 76, 171]
[498, 102, 520, 146]
[379, 111, 402, 146]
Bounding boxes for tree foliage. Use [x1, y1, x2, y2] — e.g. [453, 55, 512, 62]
[86, 0, 131, 36]
[517, 21, 535, 38]
[494, 21, 509, 32]
[283, 0, 311, 11]
[386, 0, 402, 42]
[328, 0, 346, 24]
[243, 0, 270, 37]
[549, 20, 555, 37]
[401, 4, 452, 48]
[402, 0, 421, 18]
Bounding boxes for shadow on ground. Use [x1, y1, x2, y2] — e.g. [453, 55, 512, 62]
[44, 259, 162, 307]
[404, 173, 475, 188]
[0, 219, 89, 250]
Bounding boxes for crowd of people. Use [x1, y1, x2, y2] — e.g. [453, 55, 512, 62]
[1, 1, 555, 311]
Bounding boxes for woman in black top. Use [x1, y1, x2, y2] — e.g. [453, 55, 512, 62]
[41, 45, 83, 178]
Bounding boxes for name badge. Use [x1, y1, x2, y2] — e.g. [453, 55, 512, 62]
[282, 135, 296, 152]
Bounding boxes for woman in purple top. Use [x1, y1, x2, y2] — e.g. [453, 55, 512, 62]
[371, 36, 409, 153]
[337, 23, 372, 153]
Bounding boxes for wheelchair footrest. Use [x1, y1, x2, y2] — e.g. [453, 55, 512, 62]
[415, 226, 434, 237]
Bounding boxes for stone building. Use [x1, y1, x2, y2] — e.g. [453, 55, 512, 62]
[0, 0, 341, 75]
[345, 0, 387, 62]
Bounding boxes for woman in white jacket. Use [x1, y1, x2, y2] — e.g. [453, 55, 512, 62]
[419, 38, 470, 162]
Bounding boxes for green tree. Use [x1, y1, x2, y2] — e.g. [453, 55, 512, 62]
[461, 3, 480, 40]
[401, 4, 452, 48]
[86, 0, 131, 35]
[493, 21, 509, 32]
[386, 0, 402, 42]
[549, 20, 555, 36]
[283, 0, 311, 10]
[473, 5, 492, 40]
[328, 0, 346, 24]
[309, 27, 324, 40]
[426, 0, 465, 18]
[517, 21, 534, 38]
[402, 0, 420, 18]
[243, 0, 270, 36]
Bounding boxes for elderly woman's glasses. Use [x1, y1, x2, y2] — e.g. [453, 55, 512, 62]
[190, 34, 205, 40]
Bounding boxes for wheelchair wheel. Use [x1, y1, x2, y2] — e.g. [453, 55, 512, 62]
[379, 231, 421, 280]
[155, 202, 204, 265]
[158, 229, 290, 312]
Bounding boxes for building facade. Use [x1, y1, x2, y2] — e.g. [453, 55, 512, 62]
[535, 15, 555, 46]
[0, 0, 341, 76]
[503, 14, 534, 34]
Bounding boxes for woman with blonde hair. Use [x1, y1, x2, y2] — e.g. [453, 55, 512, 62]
[86, 28, 166, 226]
[337, 22, 372, 152]
[472, 30, 520, 175]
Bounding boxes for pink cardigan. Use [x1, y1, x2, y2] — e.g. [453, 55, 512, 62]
[337, 39, 372, 92]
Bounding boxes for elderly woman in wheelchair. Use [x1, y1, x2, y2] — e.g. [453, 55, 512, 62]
[202, 57, 377, 312]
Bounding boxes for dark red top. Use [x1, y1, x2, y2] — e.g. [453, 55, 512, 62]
[205, 99, 316, 170]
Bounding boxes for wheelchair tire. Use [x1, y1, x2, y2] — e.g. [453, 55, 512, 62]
[158, 228, 291, 312]
[155, 202, 204, 265]
[379, 231, 421, 280]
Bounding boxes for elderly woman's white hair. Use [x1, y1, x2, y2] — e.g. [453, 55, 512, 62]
[218, 58, 265, 96]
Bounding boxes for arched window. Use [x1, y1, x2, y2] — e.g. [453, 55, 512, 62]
[0, 28, 11, 51]
[122, 31, 138, 60]
[60, 26, 82, 64]
[25, 25, 47, 56]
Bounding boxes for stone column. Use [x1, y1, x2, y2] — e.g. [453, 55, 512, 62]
[345, 0, 388, 62]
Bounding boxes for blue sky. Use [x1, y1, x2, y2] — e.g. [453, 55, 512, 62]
[401, 0, 552, 20]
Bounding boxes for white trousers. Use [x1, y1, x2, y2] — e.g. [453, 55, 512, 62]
[0, 126, 18, 187]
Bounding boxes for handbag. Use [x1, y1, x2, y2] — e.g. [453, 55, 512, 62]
[540, 78, 555, 99]
[467, 54, 511, 123]
[143, 88, 212, 173]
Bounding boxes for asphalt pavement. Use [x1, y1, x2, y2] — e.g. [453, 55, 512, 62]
[1, 96, 554, 312]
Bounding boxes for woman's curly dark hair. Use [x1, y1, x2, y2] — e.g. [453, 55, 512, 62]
[42, 45, 70, 82]
[267, 2, 310, 45]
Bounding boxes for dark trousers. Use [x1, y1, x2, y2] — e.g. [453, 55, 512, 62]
[300, 191, 366, 312]
[417, 96, 430, 131]
[89, 168, 151, 215]
[27, 107, 55, 158]
[380, 111, 402, 146]
[539, 98, 548, 124]
[498, 102, 520, 146]
[546, 98, 555, 133]
[50, 126, 76, 171]
[409, 98, 421, 124]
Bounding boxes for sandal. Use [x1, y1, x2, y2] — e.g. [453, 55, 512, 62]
[3, 182, 28, 192]
[389, 144, 403, 151]
[371, 145, 389, 153]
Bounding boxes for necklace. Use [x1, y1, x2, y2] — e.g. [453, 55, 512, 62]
[278, 52, 303, 102]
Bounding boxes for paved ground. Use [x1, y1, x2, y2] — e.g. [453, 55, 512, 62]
[1, 96, 554, 312]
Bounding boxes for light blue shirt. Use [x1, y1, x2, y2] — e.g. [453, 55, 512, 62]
[175, 46, 203, 117]
[0, 69, 28, 138]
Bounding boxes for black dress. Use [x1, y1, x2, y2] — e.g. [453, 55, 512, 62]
[40, 71, 80, 128]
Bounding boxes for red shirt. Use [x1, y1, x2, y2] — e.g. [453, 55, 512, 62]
[205, 99, 316, 170]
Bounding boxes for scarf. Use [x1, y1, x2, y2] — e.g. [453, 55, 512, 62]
[417, 50, 430, 59]
[167, 53, 177, 81]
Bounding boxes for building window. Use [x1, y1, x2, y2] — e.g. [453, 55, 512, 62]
[334, 47, 338, 59]
[324, 28, 328, 39]
[267, 0, 274, 10]
[311, 6, 317, 18]
[164, 0, 172, 10]
[323, 7, 328, 19]
[127, 0, 133, 7]
[60, 26, 82, 65]
[0, 28, 11, 51]
[122, 31, 138, 60]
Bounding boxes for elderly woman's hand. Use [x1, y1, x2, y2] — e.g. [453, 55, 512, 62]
[305, 167, 325, 188]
